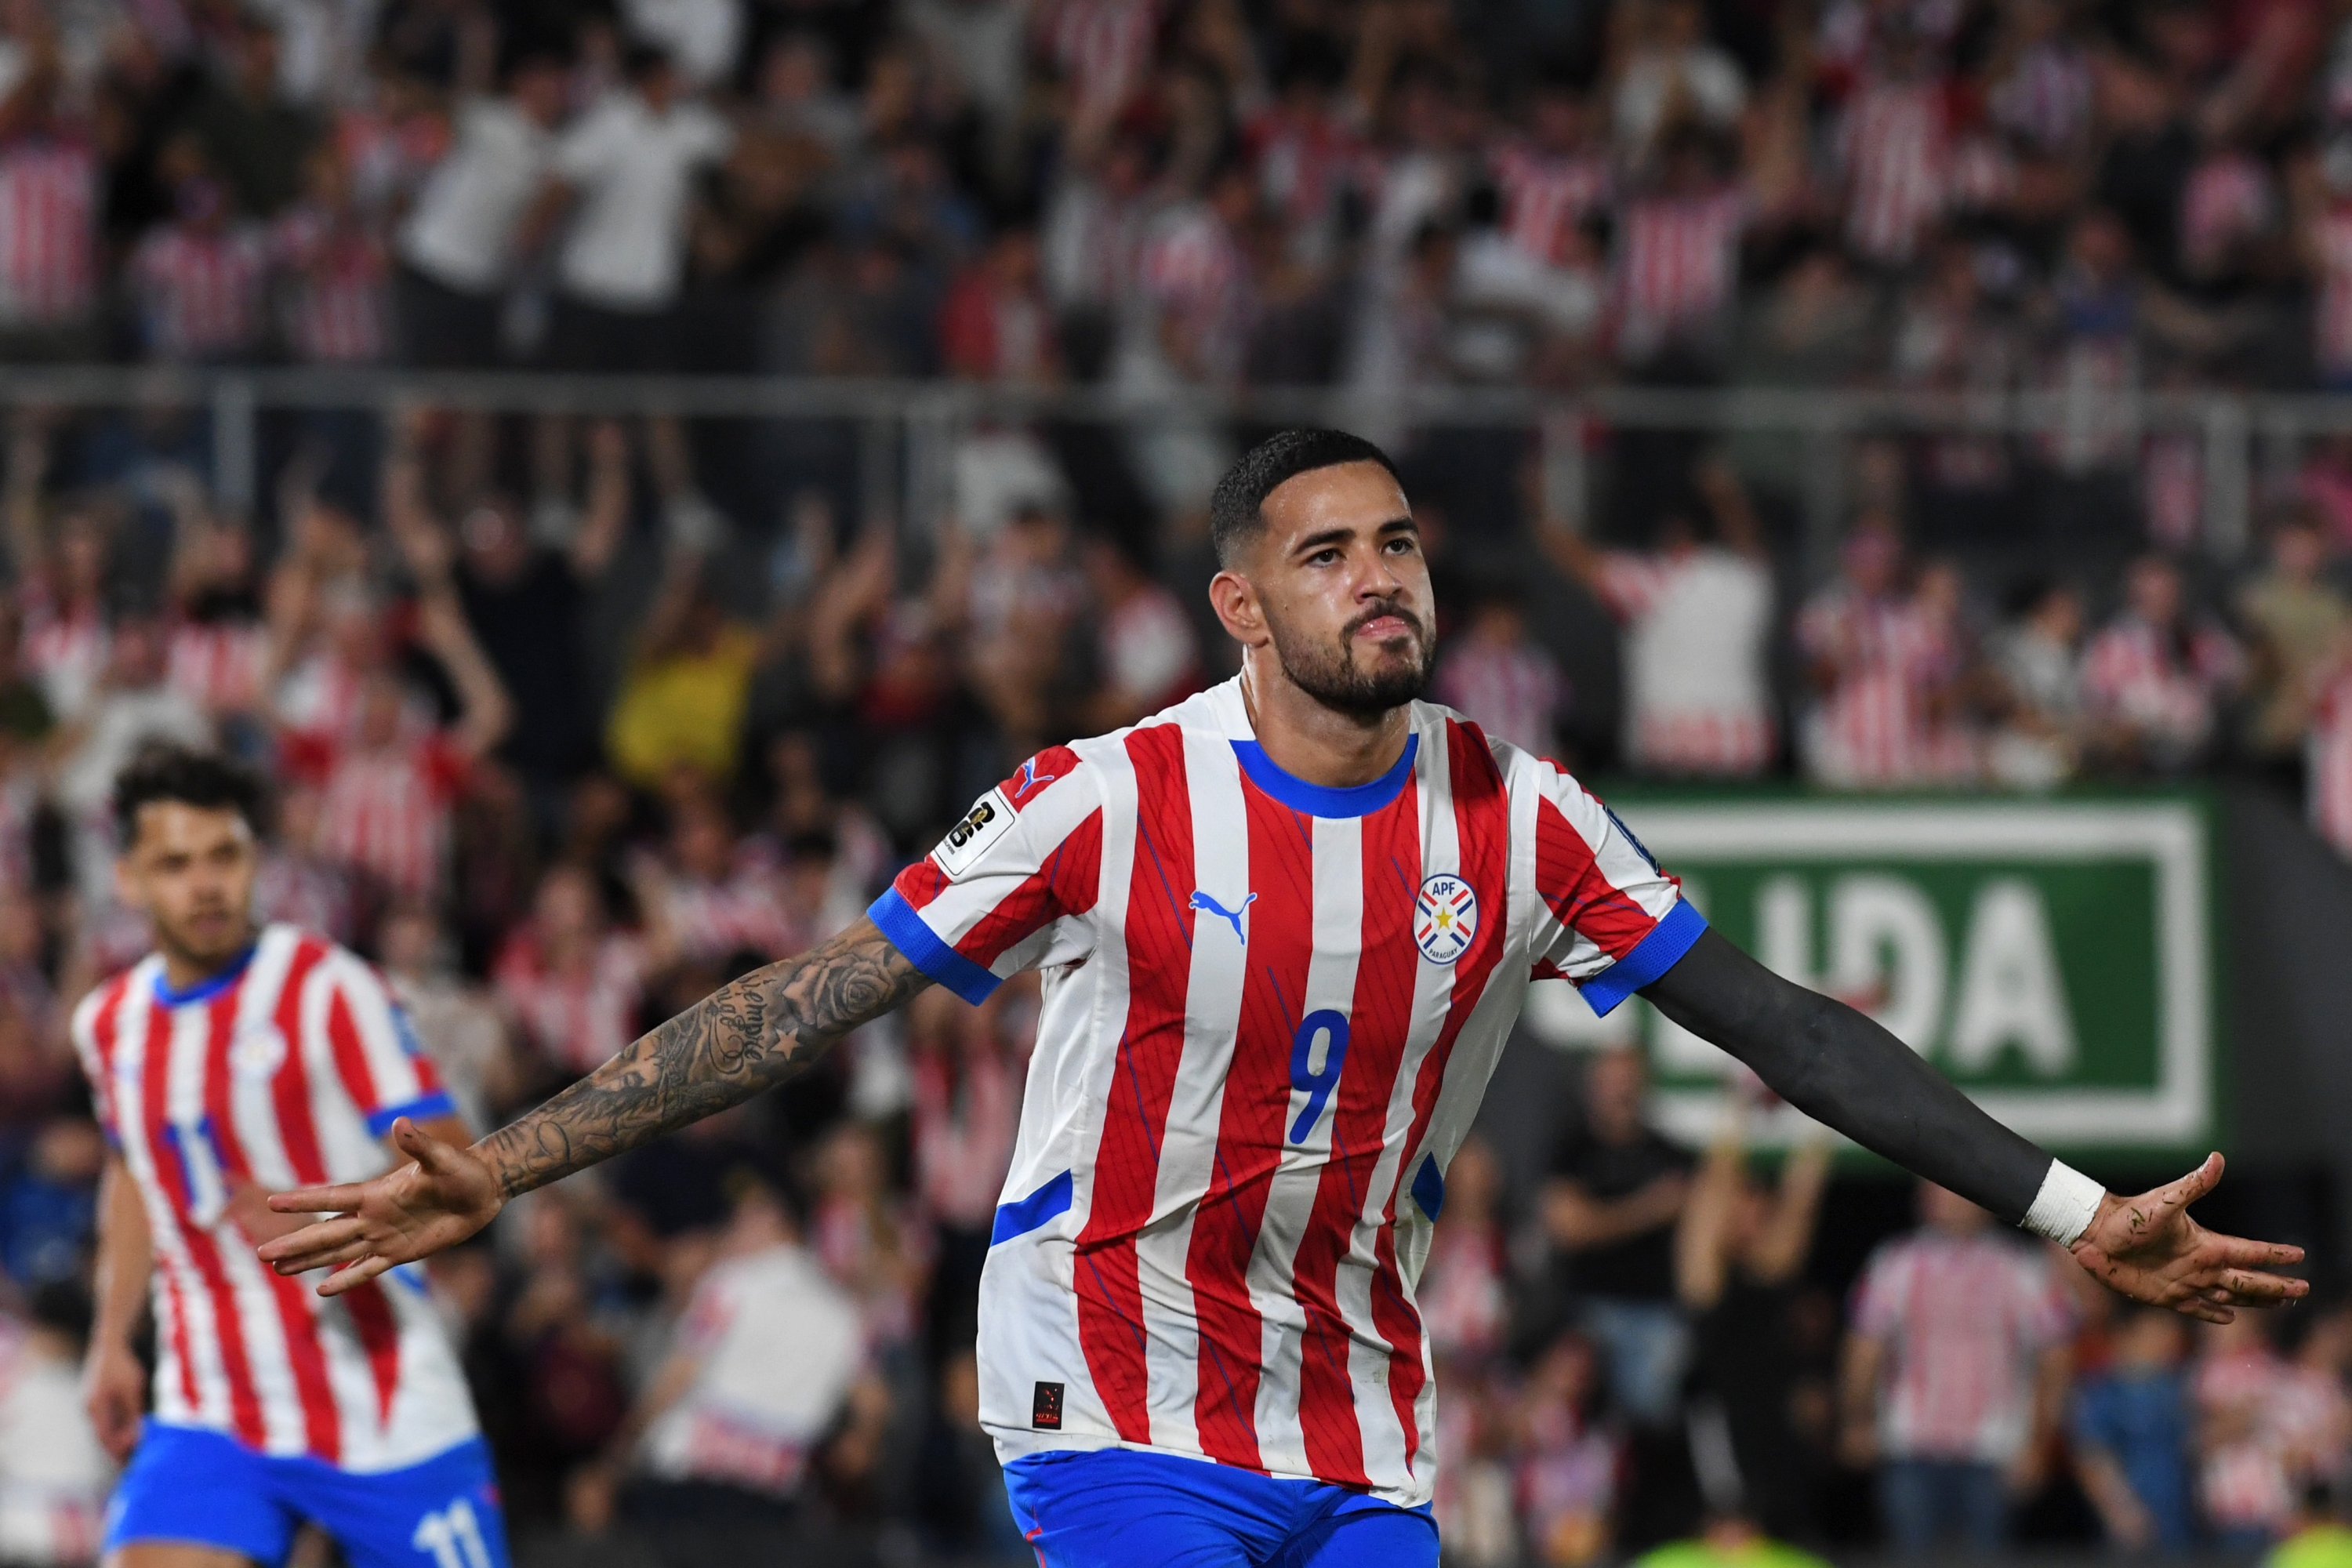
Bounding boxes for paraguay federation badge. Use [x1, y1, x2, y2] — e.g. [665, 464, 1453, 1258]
[1414, 873, 1479, 965]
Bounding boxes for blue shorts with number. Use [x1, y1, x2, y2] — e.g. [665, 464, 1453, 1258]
[106, 1420, 511, 1568]
[1003, 1447, 1438, 1568]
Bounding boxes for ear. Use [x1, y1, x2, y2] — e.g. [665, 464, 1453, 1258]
[1208, 568, 1267, 649]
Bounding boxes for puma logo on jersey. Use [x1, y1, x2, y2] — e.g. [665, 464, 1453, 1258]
[1012, 756, 1058, 800]
[1189, 890, 1256, 943]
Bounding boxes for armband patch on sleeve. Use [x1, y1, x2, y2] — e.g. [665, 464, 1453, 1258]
[931, 787, 1016, 880]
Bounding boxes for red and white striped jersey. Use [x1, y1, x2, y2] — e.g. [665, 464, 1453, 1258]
[1033, 0, 1160, 125]
[167, 619, 269, 717]
[1490, 144, 1610, 268]
[69, 926, 479, 1471]
[0, 136, 100, 328]
[287, 734, 468, 899]
[128, 223, 269, 361]
[269, 208, 391, 364]
[1848, 1229, 2074, 1465]
[1797, 589, 1972, 786]
[866, 678, 1702, 1504]
[1610, 188, 1744, 363]
[1838, 74, 1949, 267]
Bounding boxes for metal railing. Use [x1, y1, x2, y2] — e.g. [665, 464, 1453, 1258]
[12, 363, 2352, 561]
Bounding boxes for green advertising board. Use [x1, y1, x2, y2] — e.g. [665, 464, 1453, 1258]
[1518, 796, 2219, 1156]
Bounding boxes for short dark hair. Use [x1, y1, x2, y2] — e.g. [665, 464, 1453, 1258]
[112, 744, 265, 847]
[1207, 429, 1403, 566]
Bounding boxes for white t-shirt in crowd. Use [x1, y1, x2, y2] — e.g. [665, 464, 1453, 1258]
[397, 98, 554, 295]
[620, 0, 746, 90]
[1602, 546, 1775, 772]
[640, 1243, 866, 1497]
[552, 91, 733, 311]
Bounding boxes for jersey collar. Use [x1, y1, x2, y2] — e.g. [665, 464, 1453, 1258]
[1231, 732, 1419, 818]
[153, 941, 257, 1008]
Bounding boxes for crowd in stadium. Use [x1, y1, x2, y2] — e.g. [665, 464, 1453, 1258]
[0, 0, 2349, 1562]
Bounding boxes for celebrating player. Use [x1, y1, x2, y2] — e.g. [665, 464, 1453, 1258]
[76, 749, 506, 1568]
[260, 430, 2304, 1568]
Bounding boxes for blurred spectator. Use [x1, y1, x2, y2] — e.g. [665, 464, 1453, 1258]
[1543, 1048, 1691, 1428]
[542, 43, 733, 533]
[1675, 1094, 1830, 1538]
[394, 49, 570, 370]
[185, 13, 317, 220]
[495, 862, 650, 1080]
[630, 791, 797, 967]
[1515, 1328, 1621, 1566]
[601, 1178, 887, 1548]
[50, 615, 211, 909]
[1839, 1183, 2075, 1553]
[380, 900, 514, 1131]
[127, 173, 269, 362]
[1797, 520, 1974, 788]
[907, 985, 1022, 1363]
[1610, 0, 1746, 169]
[1081, 533, 1202, 729]
[2198, 1314, 2299, 1549]
[1545, 461, 1774, 777]
[2071, 1308, 2196, 1552]
[1433, 584, 1572, 760]
[2079, 553, 2243, 773]
[0, 47, 100, 362]
[1984, 579, 2087, 789]
[2238, 508, 2351, 775]
[1420, 1135, 1511, 1366]
[269, 146, 391, 365]
[604, 557, 778, 789]
[0, 1282, 108, 1566]
[395, 416, 630, 809]
[809, 1120, 929, 1361]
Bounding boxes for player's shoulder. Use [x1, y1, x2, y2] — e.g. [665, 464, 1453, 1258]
[69, 954, 163, 1040]
[1404, 699, 1573, 791]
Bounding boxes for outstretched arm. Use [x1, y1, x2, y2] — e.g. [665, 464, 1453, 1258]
[261, 918, 931, 1294]
[1642, 928, 2307, 1321]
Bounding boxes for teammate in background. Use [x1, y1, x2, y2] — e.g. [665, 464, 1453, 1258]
[262, 430, 2305, 1568]
[75, 748, 506, 1568]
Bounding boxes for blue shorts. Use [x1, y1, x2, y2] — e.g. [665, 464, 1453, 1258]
[106, 1421, 511, 1568]
[1002, 1447, 1437, 1568]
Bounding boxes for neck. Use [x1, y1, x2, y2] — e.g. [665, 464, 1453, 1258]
[158, 927, 255, 993]
[1239, 653, 1412, 788]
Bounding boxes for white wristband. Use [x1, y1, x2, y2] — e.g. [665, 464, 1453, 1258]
[2022, 1160, 2107, 1248]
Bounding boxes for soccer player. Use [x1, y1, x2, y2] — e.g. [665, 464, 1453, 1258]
[75, 748, 506, 1568]
[260, 431, 2306, 1568]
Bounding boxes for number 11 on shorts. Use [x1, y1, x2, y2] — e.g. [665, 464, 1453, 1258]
[412, 1497, 495, 1568]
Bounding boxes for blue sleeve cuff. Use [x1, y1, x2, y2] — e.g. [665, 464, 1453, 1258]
[367, 1091, 457, 1138]
[868, 887, 1003, 1005]
[1578, 898, 1709, 1018]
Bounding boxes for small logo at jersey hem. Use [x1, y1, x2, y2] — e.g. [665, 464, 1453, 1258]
[1032, 1381, 1065, 1430]
[1414, 874, 1478, 964]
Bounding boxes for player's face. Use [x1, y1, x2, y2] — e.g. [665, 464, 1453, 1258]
[116, 801, 258, 970]
[1220, 462, 1436, 718]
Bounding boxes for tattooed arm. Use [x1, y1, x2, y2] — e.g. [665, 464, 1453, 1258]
[259, 917, 929, 1295]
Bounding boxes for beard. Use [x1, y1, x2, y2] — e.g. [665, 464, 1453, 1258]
[1268, 598, 1436, 718]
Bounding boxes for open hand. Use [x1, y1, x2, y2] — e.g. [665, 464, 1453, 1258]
[2070, 1154, 2307, 1323]
[257, 1118, 503, 1297]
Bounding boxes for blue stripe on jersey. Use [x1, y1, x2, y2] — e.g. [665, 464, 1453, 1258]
[1410, 1153, 1444, 1221]
[868, 887, 1004, 1004]
[1577, 898, 1708, 1017]
[365, 1091, 457, 1138]
[1230, 733, 1418, 818]
[152, 944, 257, 1008]
[991, 1169, 1073, 1244]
